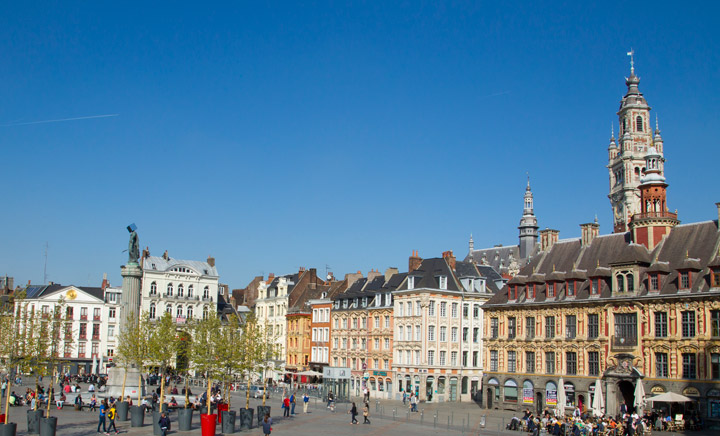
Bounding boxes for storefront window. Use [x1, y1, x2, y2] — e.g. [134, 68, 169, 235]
[545, 381, 557, 407]
[370, 378, 376, 391]
[523, 380, 534, 404]
[565, 382, 575, 408]
[438, 377, 446, 394]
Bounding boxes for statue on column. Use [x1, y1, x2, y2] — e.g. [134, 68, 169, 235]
[127, 223, 139, 264]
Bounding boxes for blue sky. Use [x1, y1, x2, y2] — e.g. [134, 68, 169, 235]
[2, 1, 718, 289]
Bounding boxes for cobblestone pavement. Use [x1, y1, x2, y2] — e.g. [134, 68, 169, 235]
[1, 385, 715, 436]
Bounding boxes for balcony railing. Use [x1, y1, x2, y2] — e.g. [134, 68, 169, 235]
[80, 315, 88, 320]
[79, 334, 87, 340]
[93, 315, 101, 321]
[64, 353, 72, 358]
[611, 335, 638, 349]
[92, 335, 100, 341]
[632, 211, 678, 220]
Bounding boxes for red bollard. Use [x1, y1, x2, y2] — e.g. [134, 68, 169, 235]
[201, 414, 217, 436]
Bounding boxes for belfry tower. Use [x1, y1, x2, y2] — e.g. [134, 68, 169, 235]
[518, 177, 539, 259]
[608, 51, 665, 233]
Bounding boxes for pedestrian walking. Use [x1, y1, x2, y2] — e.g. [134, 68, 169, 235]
[290, 392, 296, 415]
[262, 413, 272, 436]
[106, 403, 118, 434]
[303, 393, 309, 413]
[349, 402, 358, 424]
[363, 402, 371, 424]
[97, 399, 108, 434]
[410, 393, 418, 412]
[327, 391, 334, 408]
[402, 391, 407, 405]
[158, 412, 171, 436]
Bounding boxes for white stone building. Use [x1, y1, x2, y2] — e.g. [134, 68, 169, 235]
[392, 252, 497, 402]
[255, 273, 299, 379]
[139, 251, 219, 324]
[18, 283, 122, 374]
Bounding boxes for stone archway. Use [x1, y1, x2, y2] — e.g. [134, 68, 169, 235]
[618, 380, 635, 414]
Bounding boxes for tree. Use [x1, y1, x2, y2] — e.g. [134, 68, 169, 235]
[148, 312, 180, 407]
[0, 293, 22, 423]
[17, 302, 52, 411]
[44, 299, 72, 417]
[213, 313, 246, 408]
[189, 315, 223, 412]
[116, 312, 152, 404]
[235, 312, 264, 409]
[256, 320, 282, 406]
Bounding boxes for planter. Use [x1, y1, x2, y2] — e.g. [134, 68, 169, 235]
[200, 405, 216, 415]
[116, 401, 129, 422]
[200, 414, 217, 436]
[221, 411, 236, 434]
[130, 405, 145, 427]
[177, 408, 193, 431]
[26, 410, 44, 435]
[0, 423, 17, 436]
[238, 407, 254, 430]
[256, 406, 271, 425]
[39, 416, 57, 436]
[217, 403, 229, 423]
[152, 403, 168, 413]
[152, 411, 162, 436]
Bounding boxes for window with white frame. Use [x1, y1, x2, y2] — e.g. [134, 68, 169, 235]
[440, 302, 447, 317]
[439, 276, 447, 290]
[428, 325, 435, 341]
[452, 302, 458, 318]
[439, 351, 446, 366]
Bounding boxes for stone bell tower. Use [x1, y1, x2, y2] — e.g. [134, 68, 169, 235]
[608, 51, 665, 233]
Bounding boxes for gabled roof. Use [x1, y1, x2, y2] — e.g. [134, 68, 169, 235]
[21, 284, 105, 302]
[143, 255, 218, 277]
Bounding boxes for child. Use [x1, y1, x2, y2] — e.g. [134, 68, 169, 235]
[107, 403, 119, 434]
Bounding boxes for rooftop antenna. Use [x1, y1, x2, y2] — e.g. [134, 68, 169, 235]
[43, 242, 49, 284]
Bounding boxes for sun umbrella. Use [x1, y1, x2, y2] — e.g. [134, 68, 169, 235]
[91, 355, 98, 375]
[591, 379, 604, 417]
[646, 392, 692, 403]
[556, 378, 566, 417]
[634, 379, 646, 414]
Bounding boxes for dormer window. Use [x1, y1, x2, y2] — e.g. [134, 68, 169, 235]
[566, 280, 575, 297]
[614, 271, 635, 293]
[408, 276, 415, 290]
[649, 274, 660, 292]
[712, 269, 720, 288]
[334, 300, 340, 309]
[590, 279, 599, 295]
[438, 276, 447, 290]
[679, 271, 691, 290]
[354, 298, 359, 308]
[362, 297, 368, 307]
[547, 283, 555, 298]
[321, 292, 327, 299]
[342, 299, 348, 309]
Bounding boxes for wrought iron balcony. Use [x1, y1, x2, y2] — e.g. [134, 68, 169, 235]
[611, 335, 638, 349]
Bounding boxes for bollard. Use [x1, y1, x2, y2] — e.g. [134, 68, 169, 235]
[420, 410, 424, 425]
[434, 413, 438, 428]
[467, 413, 470, 431]
[463, 418, 466, 431]
[393, 407, 397, 421]
[498, 422, 502, 436]
[447, 415, 451, 430]
[406, 411, 409, 422]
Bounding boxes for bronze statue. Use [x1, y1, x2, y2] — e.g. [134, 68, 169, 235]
[127, 223, 139, 264]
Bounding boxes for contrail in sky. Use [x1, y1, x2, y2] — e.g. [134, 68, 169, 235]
[1, 114, 119, 127]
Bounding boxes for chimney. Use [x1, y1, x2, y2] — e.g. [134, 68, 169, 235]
[345, 271, 363, 286]
[442, 250, 457, 270]
[367, 269, 381, 280]
[207, 256, 216, 267]
[299, 266, 306, 273]
[142, 246, 150, 259]
[101, 273, 109, 290]
[580, 222, 600, 247]
[162, 250, 169, 260]
[384, 267, 399, 282]
[716, 202, 720, 225]
[268, 272, 275, 280]
[539, 229, 559, 251]
[409, 250, 423, 273]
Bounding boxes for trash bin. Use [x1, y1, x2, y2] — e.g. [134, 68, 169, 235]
[201, 414, 217, 436]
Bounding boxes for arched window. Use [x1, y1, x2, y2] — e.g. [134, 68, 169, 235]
[545, 381, 557, 406]
[203, 306, 209, 319]
[177, 284, 184, 297]
[187, 306, 193, 319]
[203, 286, 210, 299]
[504, 379, 518, 402]
[167, 283, 173, 296]
[636, 116, 643, 132]
[523, 380, 534, 404]
[177, 305, 183, 318]
[187, 285, 194, 297]
[149, 303, 156, 319]
[166, 304, 172, 314]
[622, 118, 627, 133]
[150, 282, 157, 295]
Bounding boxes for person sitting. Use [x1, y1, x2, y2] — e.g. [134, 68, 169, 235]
[125, 395, 133, 406]
[171, 386, 178, 395]
[74, 394, 83, 410]
[141, 397, 152, 414]
[89, 394, 97, 412]
[88, 383, 95, 392]
[193, 396, 201, 410]
[57, 392, 66, 409]
[169, 397, 179, 407]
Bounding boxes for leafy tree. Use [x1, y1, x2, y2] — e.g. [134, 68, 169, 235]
[235, 312, 264, 409]
[189, 314, 223, 411]
[44, 299, 72, 416]
[0, 292, 22, 423]
[148, 312, 179, 407]
[116, 312, 152, 403]
[257, 320, 281, 406]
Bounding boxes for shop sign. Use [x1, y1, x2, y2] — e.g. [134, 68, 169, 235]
[683, 387, 700, 397]
[523, 388, 534, 404]
[650, 385, 665, 395]
[323, 367, 351, 379]
[372, 371, 387, 377]
[546, 390, 557, 406]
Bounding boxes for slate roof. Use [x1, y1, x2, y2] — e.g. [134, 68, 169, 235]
[143, 255, 218, 277]
[21, 284, 105, 301]
[485, 220, 720, 307]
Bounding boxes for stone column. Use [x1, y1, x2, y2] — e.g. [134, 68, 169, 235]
[120, 262, 143, 325]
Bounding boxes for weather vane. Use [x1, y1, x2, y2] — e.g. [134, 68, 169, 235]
[627, 48, 635, 74]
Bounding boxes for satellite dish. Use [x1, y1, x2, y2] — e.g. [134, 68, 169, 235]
[326, 274, 332, 281]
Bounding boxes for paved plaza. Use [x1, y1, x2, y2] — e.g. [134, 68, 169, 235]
[1, 383, 715, 436]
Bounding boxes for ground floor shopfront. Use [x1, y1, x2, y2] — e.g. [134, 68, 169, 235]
[394, 368, 483, 403]
[349, 370, 395, 400]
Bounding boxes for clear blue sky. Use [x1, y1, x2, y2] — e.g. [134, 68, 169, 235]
[2, 1, 718, 289]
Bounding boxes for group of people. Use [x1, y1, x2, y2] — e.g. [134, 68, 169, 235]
[281, 391, 311, 416]
[348, 401, 371, 425]
[402, 391, 419, 412]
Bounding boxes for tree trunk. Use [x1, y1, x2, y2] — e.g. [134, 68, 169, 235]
[206, 376, 211, 412]
[45, 371, 53, 416]
[184, 374, 189, 409]
[4, 379, 11, 424]
[120, 369, 128, 402]
[137, 374, 143, 405]
[262, 377, 268, 406]
[246, 378, 251, 409]
[159, 370, 166, 407]
[34, 376, 39, 411]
